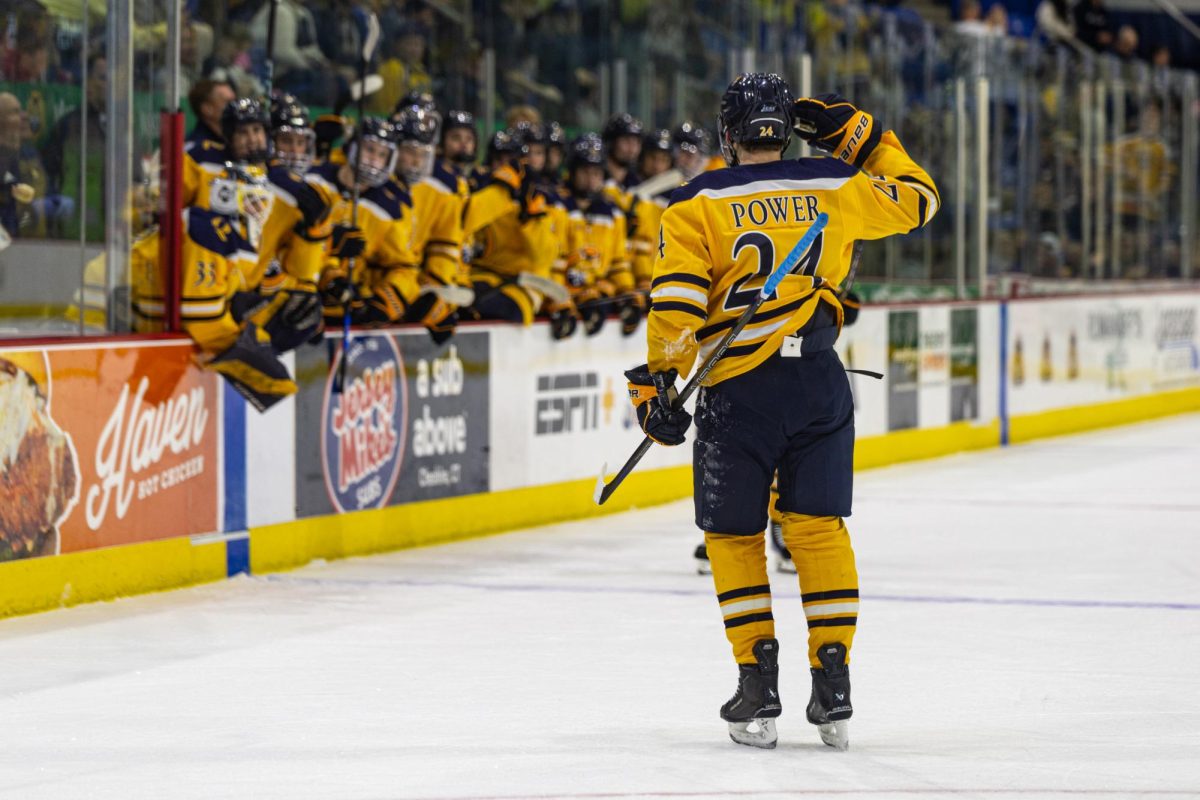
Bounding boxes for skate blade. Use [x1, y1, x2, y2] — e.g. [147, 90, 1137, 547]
[817, 720, 849, 750]
[728, 718, 777, 749]
[775, 558, 796, 574]
[696, 561, 712, 575]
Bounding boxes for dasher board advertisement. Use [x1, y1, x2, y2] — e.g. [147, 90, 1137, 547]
[293, 328, 490, 518]
[0, 342, 221, 563]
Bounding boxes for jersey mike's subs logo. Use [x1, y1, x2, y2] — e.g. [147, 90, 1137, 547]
[322, 333, 408, 513]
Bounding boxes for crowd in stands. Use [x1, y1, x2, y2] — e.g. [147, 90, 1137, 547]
[0, 0, 1195, 343]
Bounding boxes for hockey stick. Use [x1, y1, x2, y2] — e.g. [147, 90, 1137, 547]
[469, 270, 571, 308]
[422, 283, 475, 306]
[263, 0, 279, 98]
[332, 8, 381, 395]
[593, 212, 830, 505]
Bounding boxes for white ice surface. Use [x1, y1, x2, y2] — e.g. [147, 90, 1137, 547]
[2, 415, 1200, 800]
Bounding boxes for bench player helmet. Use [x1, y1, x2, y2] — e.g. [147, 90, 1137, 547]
[567, 133, 605, 170]
[642, 128, 673, 157]
[345, 116, 400, 187]
[269, 93, 315, 173]
[221, 97, 271, 165]
[486, 128, 526, 167]
[717, 73, 794, 166]
[392, 105, 439, 182]
[441, 109, 477, 163]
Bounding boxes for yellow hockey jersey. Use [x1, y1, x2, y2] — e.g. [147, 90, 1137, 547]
[410, 160, 469, 286]
[649, 131, 938, 386]
[132, 207, 258, 353]
[559, 193, 633, 298]
[253, 163, 331, 292]
[305, 161, 419, 275]
[182, 137, 230, 210]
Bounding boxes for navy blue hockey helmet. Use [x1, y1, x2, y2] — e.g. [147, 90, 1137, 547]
[486, 129, 527, 165]
[567, 133, 605, 171]
[717, 73, 794, 165]
[642, 128, 673, 155]
[601, 112, 643, 145]
[221, 96, 271, 164]
[392, 105, 439, 146]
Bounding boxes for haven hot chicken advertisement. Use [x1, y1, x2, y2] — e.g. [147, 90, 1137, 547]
[0, 342, 221, 562]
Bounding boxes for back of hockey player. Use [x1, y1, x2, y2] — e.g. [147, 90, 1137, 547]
[628, 74, 937, 750]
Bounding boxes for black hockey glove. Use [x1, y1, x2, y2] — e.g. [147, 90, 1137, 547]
[548, 303, 578, 340]
[264, 290, 324, 353]
[580, 299, 607, 337]
[330, 224, 366, 261]
[293, 182, 331, 229]
[841, 290, 861, 327]
[625, 364, 691, 446]
[229, 290, 269, 323]
[792, 93, 881, 168]
[616, 292, 646, 337]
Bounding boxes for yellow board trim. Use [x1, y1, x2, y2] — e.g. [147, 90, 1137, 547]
[251, 465, 694, 574]
[1009, 386, 1200, 444]
[856, 419, 1000, 470]
[0, 536, 227, 619]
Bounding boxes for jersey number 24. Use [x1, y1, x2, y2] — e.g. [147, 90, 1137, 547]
[723, 230, 823, 311]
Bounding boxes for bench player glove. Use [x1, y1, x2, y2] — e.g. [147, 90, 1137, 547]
[548, 302, 578, 340]
[616, 291, 647, 337]
[625, 364, 691, 446]
[793, 93, 881, 168]
[330, 224, 366, 261]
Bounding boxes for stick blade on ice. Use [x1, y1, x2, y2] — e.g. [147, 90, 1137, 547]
[592, 463, 608, 505]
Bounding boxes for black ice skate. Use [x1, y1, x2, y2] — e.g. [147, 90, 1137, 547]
[694, 542, 711, 575]
[769, 520, 795, 574]
[720, 638, 782, 749]
[806, 642, 852, 750]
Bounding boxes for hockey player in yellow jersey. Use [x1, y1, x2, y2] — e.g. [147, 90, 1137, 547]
[246, 94, 332, 353]
[462, 129, 558, 325]
[305, 117, 428, 333]
[134, 97, 299, 411]
[439, 110, 478, 184]
[392, 104, 470, 343]
[626, 74, 937, 750]
[554, 134, 634, 338]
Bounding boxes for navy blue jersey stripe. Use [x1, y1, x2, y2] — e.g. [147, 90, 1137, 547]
[807, 616, 858, 628]
[651, 301, 707, 320]
[716, 584, 773, 603]
[801, 588, 860, 603]
[723, 611, 775, 629]
[651, 272, 711, 290]
[669, 157, 857, 206]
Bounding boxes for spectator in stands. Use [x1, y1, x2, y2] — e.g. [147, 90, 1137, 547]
[1112, 25, 1139, 61]
[41, 51, 108, 241]
[0, 91, 45, 238]
[985, 3, 1011, 36]
[187, 79, 235, 149]
[204, 26, 261, 99]
[1036, 0, 1081, 49]
[954, 0, 1002, 38]
[1151, 44, 1171, 68]
[249, 0, 331, 103]
[370, 21, 433, 115]
[1074, 0, 1113, 52]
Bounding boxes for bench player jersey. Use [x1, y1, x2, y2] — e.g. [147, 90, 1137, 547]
[648, 131, 938, 386]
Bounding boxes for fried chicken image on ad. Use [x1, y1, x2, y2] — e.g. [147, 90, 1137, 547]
[0, 354, 80, 561]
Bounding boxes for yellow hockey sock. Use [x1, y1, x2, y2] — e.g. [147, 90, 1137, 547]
[705, 531, 774, 665]
[779, 513, 859, 668]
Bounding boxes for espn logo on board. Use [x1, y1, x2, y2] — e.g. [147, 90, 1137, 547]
[535, 371, 602, 435]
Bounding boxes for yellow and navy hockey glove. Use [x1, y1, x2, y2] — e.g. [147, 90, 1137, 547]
[792, 93, 881, 169]
[625, 364, 692, 446]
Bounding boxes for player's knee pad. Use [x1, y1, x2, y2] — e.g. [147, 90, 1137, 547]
[778, 513, 847, 551]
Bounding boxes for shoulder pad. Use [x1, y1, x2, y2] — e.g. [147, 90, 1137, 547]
[364, 180, 411, 219]
[187, 140, 228, 167]
[185, 207, 247, 256]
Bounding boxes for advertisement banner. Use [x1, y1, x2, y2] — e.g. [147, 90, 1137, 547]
[1006, 294, 1200, 415]
[887, 310, 919, 431]
[949, 307, 980, 422]
[0, 342, 221, 562]
[293, 328, 490, 518]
